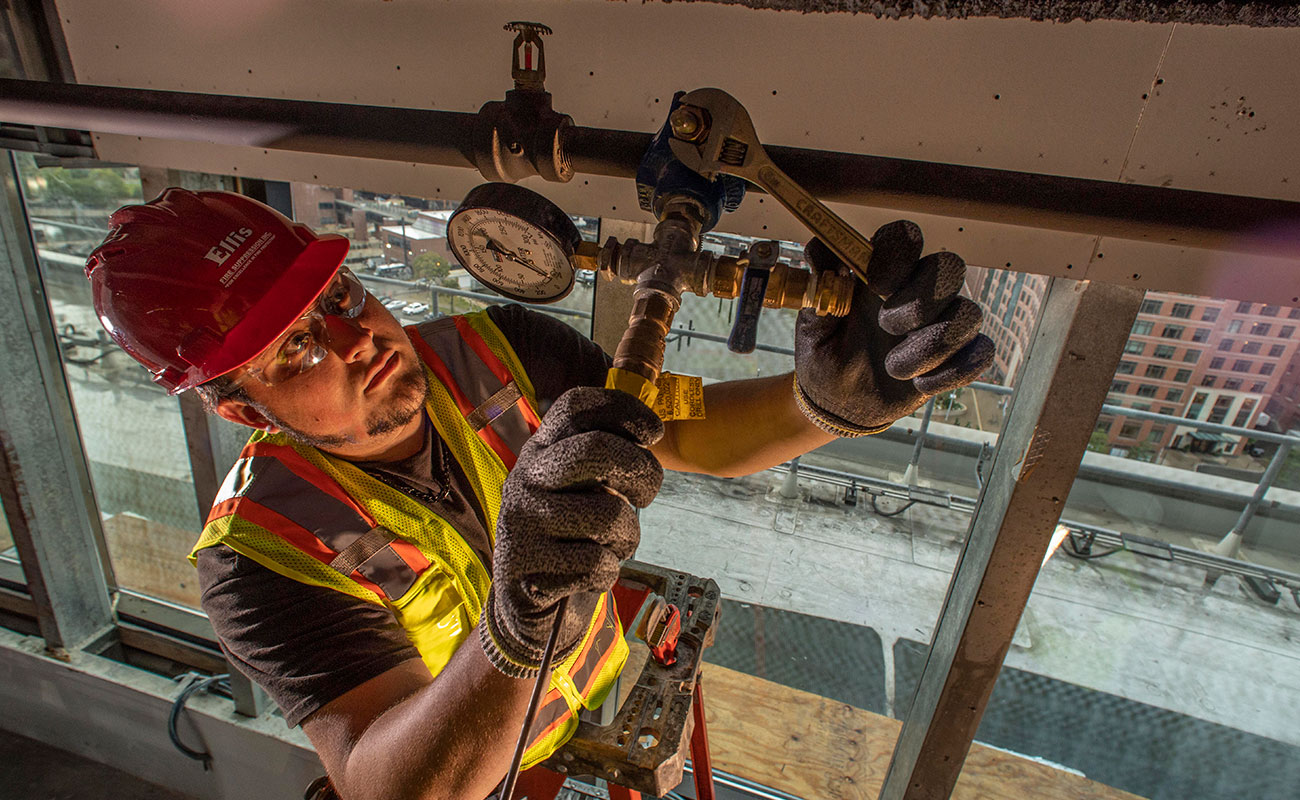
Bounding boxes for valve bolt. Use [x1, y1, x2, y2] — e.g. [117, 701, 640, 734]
[670, 107, 707, 142]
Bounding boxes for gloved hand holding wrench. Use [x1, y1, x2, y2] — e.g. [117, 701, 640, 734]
[668, 88, 994, 436]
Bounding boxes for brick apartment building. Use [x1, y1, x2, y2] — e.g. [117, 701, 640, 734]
[968, 266, 1048, 387]
[969, 268, 1300, 457]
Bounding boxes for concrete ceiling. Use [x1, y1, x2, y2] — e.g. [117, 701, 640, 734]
[47, 0, 1300, 303]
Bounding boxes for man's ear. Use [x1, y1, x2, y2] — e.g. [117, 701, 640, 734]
[213, 396, 281, 433]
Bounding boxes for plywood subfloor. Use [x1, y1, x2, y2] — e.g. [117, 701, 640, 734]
[700, 663, 1144, 800]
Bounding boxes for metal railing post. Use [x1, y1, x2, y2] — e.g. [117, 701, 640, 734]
[903, 398, 936, 487]
[1208, 441, 1294, 571]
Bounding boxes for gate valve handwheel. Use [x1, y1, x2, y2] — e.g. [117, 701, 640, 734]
[667, 88, 875, 286]
[727, 240, 779, 354]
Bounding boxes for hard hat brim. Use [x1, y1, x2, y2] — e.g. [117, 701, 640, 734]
[194, 233, 351, 391]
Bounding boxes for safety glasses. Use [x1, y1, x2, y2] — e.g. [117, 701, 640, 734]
[232, 267, 367, 388]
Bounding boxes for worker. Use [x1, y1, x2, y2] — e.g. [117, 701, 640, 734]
[85, 188, 992, 800]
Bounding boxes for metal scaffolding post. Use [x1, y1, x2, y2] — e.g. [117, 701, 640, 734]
[879, 278, 1145, 800]
[0, 152, 114, 653]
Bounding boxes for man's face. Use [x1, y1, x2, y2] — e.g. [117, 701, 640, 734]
[218, 283, 429, 460]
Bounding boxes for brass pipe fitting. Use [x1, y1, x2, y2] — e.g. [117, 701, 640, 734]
[612, 289, 679, 383]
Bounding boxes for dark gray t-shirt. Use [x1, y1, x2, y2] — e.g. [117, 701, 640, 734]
[196, 303, 611, 727]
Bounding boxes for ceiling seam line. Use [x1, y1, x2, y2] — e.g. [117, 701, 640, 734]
[1116, 22, 1178, 184]
[1096, 23, 1178, 282]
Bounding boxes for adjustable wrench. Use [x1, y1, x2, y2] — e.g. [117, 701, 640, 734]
[667, 87, 874, 285]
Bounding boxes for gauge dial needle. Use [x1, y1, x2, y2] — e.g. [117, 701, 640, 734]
[485, 239, 549, 277]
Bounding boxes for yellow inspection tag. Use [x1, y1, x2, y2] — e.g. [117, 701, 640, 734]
[652, 372, 706, 421]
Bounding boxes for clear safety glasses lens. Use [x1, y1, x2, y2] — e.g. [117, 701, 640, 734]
[235, 268, 368, 387]
[322, 267, 366, 320]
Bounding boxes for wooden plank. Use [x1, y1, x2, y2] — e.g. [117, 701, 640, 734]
[699, 663, 1144, 800]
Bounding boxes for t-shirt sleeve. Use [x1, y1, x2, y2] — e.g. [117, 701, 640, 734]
[197, 545, 421, 727]
[486, 303, 612, 410]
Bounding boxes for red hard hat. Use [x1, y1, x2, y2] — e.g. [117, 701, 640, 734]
[85, 188, 349, 394]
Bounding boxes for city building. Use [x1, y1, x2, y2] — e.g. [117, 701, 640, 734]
[967, 266, 1048, 387]
[380, 209, 454, 264]
[968, 276, 1300, 457]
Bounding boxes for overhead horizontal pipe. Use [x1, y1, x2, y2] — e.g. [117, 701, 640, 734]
[3, 78, 1299, 257]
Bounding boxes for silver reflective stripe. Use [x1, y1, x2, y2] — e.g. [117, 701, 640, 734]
[328, 526, 398, 576]
[232, 453, 419, 601]
[414, 317, 534, 456]
[214, 457, 256, 505]
[466, 381, 522, 432]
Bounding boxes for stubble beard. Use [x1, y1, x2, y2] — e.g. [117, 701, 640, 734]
[256, 361, 431, 450]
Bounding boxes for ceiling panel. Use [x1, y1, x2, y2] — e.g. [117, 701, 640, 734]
[1123, 24, 1300, 201]
[57, 0, 1170, 182]
[57, 0, 1300, 303]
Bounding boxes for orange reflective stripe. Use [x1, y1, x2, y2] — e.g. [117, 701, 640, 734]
[453, 315, 542, 432]
[207, 496, 242, 526]
[571, 593, 620, 696]
[212, 443, 424, 601]
[527, 688, 574, 748]
[234, 497, 388, 599]
[388, 539, 431, 575]
[409, 325, 519, 468]
[247, 442, 378, 528]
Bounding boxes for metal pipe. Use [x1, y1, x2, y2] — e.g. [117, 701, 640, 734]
[1231, 440, 1293, 537]
[5, 79, 1300, 257]
[0, 78, 479, 168]
[766, 459, 1300, 588]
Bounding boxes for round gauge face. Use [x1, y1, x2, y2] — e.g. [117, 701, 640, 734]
[447, 207, 576, 304]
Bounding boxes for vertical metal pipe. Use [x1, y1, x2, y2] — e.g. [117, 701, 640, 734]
[777, 456, 801, 499]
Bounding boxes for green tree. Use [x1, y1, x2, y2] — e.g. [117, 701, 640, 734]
[1126, 441, 1156, 463]
[1086, 431, 1112, 453]
[411, 251, 451, 282]
[41, 168, 141, 207]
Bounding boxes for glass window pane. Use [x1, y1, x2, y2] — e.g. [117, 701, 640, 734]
[632, 232, 1032, 785]
[971, 287, 1300, 800]
[0, 494, 12, 564]
[311, 184, 596, 336]
[16, 155, 206, 609]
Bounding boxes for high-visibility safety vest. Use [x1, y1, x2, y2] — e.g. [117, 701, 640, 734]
[191, 310, 628, 768]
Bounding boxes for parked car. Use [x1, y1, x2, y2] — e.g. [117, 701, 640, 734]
[402, 302, 429, 316]
[383, 298, 407, 311]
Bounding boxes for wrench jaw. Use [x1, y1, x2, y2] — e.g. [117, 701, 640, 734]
[668, 87, 876, 287]
[668, 88, 764, 182]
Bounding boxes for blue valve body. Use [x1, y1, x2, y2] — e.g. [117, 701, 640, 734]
[636, 92, 745, 233]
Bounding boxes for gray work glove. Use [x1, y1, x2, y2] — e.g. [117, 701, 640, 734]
[479, 386, 664, 678]
[794, 221, 995, 437]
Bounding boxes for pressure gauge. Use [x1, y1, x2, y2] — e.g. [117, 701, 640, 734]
[447, 183, 580, 304]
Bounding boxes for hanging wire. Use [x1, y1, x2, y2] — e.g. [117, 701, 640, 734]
[168, 672, 230, 770]
[870, 494, 916, 518]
